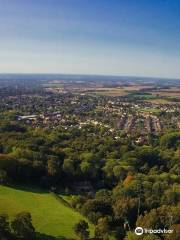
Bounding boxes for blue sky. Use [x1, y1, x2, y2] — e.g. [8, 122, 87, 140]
[0, 0, 180, 78]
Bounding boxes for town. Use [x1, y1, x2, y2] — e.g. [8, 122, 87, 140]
[0, 79, 179, 146]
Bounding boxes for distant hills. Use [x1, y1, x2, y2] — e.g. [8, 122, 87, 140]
[0, 73, 180, 86]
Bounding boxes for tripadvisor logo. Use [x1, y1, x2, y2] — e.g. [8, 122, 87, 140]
[135, 227, 143, 235]
[135, 227, 173, 235]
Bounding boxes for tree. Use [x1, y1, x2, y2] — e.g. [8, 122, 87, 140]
[114, 226, 126, 240]
[95, 217, 109, 240]
[74, 220, 89, 240]
[123, 175, 134, 187]
[0, 214, 11, 239]
[113, 197, 139, 228]
[164, 224, 180, 240]
[0, 144, 3, 153]
[80, 152, 100, 179]
[102, 159, 117, 181]
[80, 161, 92, 175]
[11, 212, 35, 240]
[63, 158, 76, 176]
[160, 132, 180, 149]
[82, 199, 112, 222]
[136, 205, 180, 230]
[136, 147, 160, 169]
[0, 170, 8, 185]
[113, 166, 127, 182]
[124, 231, 139, 240]
[162, 189, 179, 205]
[47, 155, 61, 177]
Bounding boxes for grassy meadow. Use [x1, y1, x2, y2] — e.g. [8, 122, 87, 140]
[0, 185, 94, 239]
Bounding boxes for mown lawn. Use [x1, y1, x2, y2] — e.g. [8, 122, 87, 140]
[0, 185, 94, 239]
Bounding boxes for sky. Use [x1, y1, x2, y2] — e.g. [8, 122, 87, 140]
[0, 0, 180, 78]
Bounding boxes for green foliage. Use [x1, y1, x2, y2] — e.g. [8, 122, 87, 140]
[0, 214, 11, 239]
[95, 217, 109, 239]
[11, 212, 35, 240]
[82, 199, 112, 224]
[47, 155, 62, 177]
[0, 170, 8, 185]
[113, 197, 139, 227]
[160, 132, 180, 149]
[0, 212, 35, 240]
[0, 122, 26, 133]
[136, 205, 180, 229]
[74, 220, 89, 240]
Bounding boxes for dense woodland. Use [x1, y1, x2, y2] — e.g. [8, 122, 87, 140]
[0, 109, 179, 239]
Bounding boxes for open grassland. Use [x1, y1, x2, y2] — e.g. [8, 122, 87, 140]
[149, 87, 180, 98]
[91, 88, 128, 96]
[84, 85, 154, 96]
[150, 91, 180, 98]
[122, 85, 154, 91]
[145, 96, 180, 105]
[157, 87, 180, 92]
[88, 85, 180, 98]
[0, 185, 94, 239]
[145, 98, 171, 104]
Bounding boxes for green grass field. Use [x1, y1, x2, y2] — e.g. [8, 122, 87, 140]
[0, 185, 94, 239]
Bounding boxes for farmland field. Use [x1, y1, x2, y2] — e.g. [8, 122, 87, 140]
[145, 98, 177, 104]
[90, 88, 128, 96]
[0, 185, 94, 239]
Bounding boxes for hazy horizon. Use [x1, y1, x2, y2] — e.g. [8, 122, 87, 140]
[0, 72, 180, 82]
[1, 0, 180, 78]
